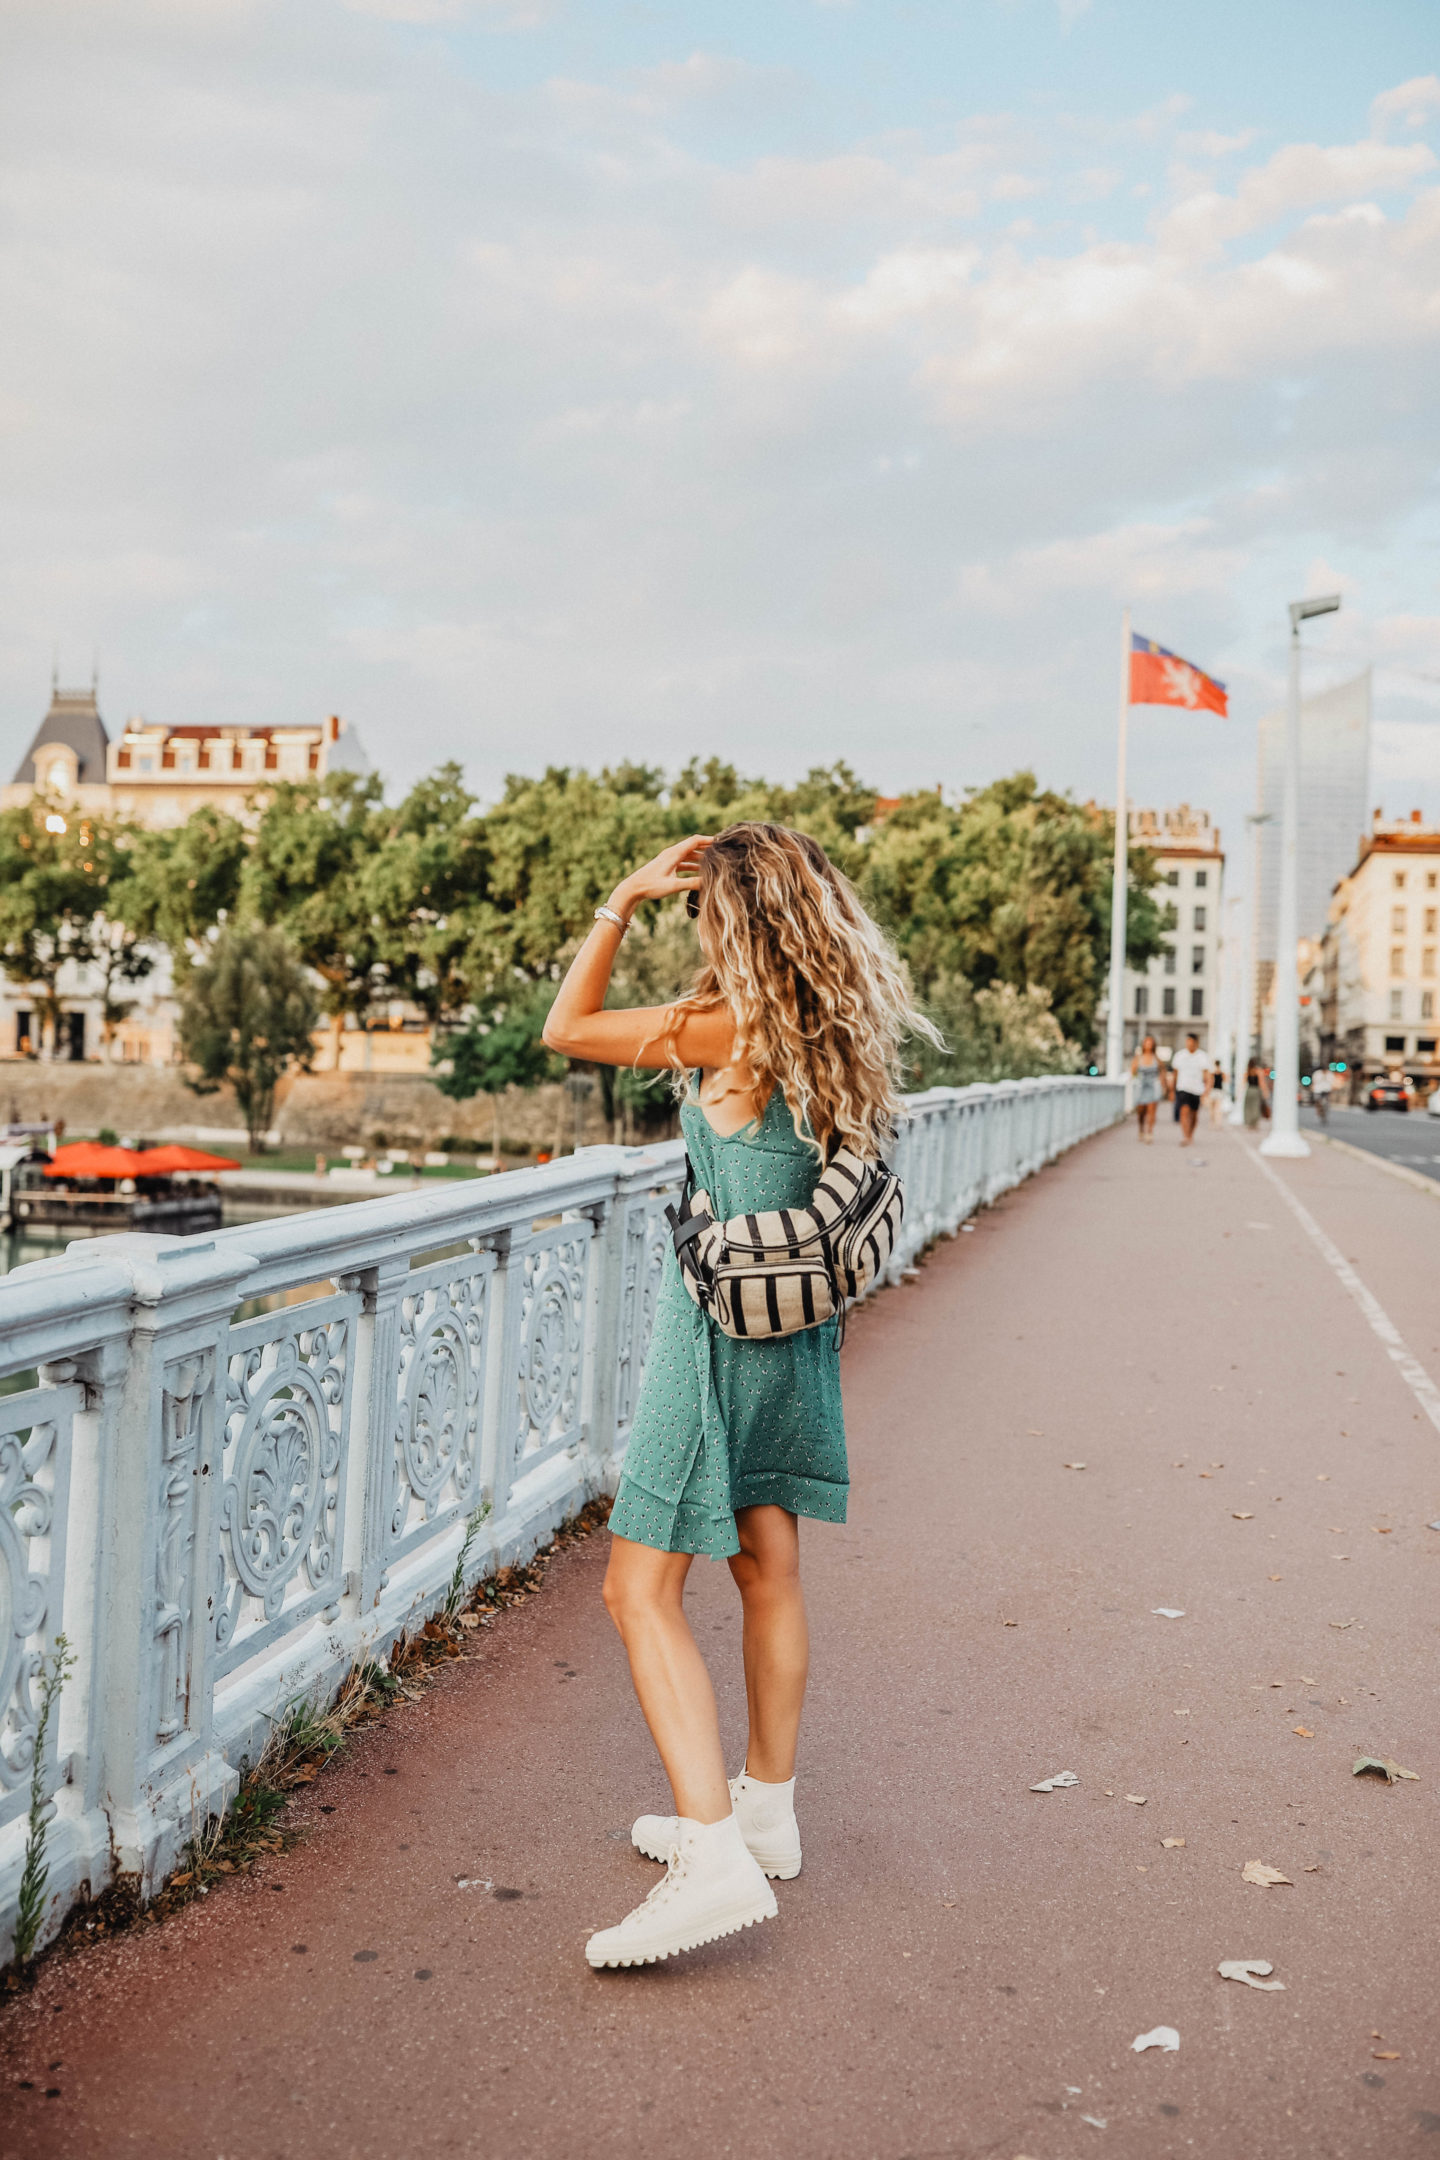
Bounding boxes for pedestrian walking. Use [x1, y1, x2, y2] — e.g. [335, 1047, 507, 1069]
[1310, 1064, 1332, 1125]
[543, 822, 936, 1971]
[1208, 1063, 1227, 1128]
[1130, 1033, 1163, 1143]
[1171, 1031, 1211, 1146]
[1243, 1058, 1268, 1128]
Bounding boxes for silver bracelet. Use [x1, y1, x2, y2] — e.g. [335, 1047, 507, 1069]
[593, 905, 630, 936]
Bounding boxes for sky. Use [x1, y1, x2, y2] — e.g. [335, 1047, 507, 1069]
[2, 0, 1439, 898]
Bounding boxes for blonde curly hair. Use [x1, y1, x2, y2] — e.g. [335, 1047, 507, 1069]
[657, 821, 939, 1159]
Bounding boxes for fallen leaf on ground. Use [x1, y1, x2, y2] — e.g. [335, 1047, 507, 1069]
[1131, 2026, 1180, 2054]
[1299, 1675, 1317, 1684]
[1373, 2051, 1401, 2061]
[1152, 1607, 1185, 1619]
[1293, 1726, 1315, 1739]
[1268, 1573, 1284, 1582]
[1329, 1619, 1356, 1630]
[1161, 1836, 1185, 1848]
[1172, 1708, 1190, 1716]
[1027, 1428, 1044, 1436]
[1125, 1793, 1147, 1805]
[1233, 1511, 1255, 1521]
[1373, 1525, 1392, 1534]
[457, 1613, 481, 1630]
[1030, 1770, 1080, 1792]
[1080, 2117, 1108, 2131]
[1064, 1461, 1087, 1471]
[1317, 1472, 1330, 1481]
[1241, 1861, 1293, 1887]
[1218, 1959, 1285, 1991]
[1002, 1618, 1018, 1626]
[1352, 1756, 1419, 1783]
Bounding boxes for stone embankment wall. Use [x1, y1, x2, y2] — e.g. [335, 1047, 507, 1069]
[0, 1061, 659, 1152]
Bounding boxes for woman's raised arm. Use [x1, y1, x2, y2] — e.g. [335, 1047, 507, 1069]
[541, 835, 735, 1070]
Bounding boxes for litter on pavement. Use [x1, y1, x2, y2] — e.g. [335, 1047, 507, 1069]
[1151, 1607, 1185, 1618]
[1029, 1770, 1080, 1792]
[1131, 2026, 1180, 2053]
[1352, 1756, 1420, 1783]
[1218, 1959, 1285, 1991]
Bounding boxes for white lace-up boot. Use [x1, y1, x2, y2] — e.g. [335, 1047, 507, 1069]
[632, 1771, 801, 1880]
[586, 1813, 777, 1969]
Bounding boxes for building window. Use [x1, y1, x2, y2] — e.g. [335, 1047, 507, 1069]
[1163, 947, 1176, 975]
[1389, 989, 1403, 1021]
[1428, 872, 1437, 890]
[1424, 948, 1436, 978]
[1162, 988, 1176, 1016]
[1134, 986, 1148, 1016]
[1193, 906, 1206, 931]
[1393, 907, 1406, 933]
[1395, 872, 1406, 889]
[1391, 947, 1405, 976]
[1190, 989, 1204, 1018]
[137, 755, 155, 774]
[1191, 945, 1204, 974]
[1164, 869, 1179, 887]
[1385, 1034, 1406, 1052]
[1418, 1034, 1436, 1051]
[1425, 909, 1437, 935]
[1195, 870, 1207, 889]
[1423, 992, 1436, 1021]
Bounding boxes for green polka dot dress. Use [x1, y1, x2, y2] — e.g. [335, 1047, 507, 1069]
[609, 1082, 848, 1559]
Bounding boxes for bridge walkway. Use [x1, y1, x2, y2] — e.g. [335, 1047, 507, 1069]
[2, 1118, 1437, 2159]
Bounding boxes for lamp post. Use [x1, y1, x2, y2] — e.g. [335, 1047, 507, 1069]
[1105, 606, 1132, 1081]
[1226, 811, 1272, 1125]
[1260, 593, 1341, 1158]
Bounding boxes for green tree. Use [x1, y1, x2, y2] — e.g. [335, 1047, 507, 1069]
[178, 924, 320, 1151]
[857, 772, 1167, 1053]
[907, 973, 1081, 1088]
[431, 980, 565, 1160]
[0, 799, 139, 1057]
[240, 773, 389, 1058]
[118, 806, 248, 971]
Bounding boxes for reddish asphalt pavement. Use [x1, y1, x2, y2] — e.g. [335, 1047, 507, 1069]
[2, 1117, 1438, 2160]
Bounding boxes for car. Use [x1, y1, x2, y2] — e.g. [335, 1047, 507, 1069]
[1427, 1087, 1440, 1118]
[1365, 1076, 1413, 1112]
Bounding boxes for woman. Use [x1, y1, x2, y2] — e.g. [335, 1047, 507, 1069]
[543, 822, 933, 1970]
[1243, 1059, 1269, 1129]
[1131, 1032, 1162, 1143]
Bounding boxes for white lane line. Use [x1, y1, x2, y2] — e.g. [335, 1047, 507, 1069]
[1245, 1143, 1440, 1439]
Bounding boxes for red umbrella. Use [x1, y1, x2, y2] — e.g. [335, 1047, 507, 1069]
[43, 1142, 144, 1179]
[133, 1145, 242, 1175]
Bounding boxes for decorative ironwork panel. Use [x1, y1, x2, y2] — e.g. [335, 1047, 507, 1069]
[154, 1354, 209, 1747]
[615, 1194, 675, 1438]
[387, 1253, 496, 1565]
[509, 1221, 593, 1477]
[0, 1386, 74, 1833]
[215, 1293, 358, 1680]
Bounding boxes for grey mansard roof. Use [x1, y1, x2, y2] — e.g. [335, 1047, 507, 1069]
[12, 684, 110, 786]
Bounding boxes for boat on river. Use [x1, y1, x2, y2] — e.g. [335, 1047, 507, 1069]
[2, 1137, 239, 1238]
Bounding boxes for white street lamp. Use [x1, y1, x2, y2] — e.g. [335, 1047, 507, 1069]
[1226, 811, 1272, 1125]
[1260, 593, 1341, 1158]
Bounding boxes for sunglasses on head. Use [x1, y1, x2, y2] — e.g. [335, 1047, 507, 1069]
[685, 886, 701, 919]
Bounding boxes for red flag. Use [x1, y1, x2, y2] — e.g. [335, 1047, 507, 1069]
[1129, 634, 1227, 716]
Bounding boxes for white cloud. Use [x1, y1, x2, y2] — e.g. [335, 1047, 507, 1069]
[0, 5, 1437, 874]
[1370, 74, 1440, 138]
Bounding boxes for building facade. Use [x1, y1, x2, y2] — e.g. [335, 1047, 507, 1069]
[2, 679, 371, 1067]
[1321, 809, 1440, 1096]
[1121, 806, 1225, 1060]
[1255, 670, 1371, 1024]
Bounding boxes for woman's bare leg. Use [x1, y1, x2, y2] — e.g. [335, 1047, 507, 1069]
[728, 1505, 809, 1782]
[602, 1536, 731, 1822]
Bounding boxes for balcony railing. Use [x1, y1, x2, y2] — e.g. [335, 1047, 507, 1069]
[0, 1075, 1121, 1958]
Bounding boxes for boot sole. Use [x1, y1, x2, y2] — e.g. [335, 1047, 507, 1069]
[631, 1826, 801, 1880]
[586, 1889, 778, 1969]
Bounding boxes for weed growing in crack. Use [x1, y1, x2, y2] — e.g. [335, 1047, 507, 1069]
[444, 1501, 492, 1624]
[12, 1634, 75, 1966]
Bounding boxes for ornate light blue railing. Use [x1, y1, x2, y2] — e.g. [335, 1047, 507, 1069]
[0, 1075, 1121, 1957]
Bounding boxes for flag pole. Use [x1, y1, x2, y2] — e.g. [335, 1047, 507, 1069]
[1105, 605, 1131, 1082]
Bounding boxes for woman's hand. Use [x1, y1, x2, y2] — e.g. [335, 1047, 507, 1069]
[610, 834, 712, 917]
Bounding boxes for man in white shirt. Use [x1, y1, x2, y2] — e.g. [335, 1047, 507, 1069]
[1310, 1065, 1332, 1125]
[1170, 1033, 1211, 1146]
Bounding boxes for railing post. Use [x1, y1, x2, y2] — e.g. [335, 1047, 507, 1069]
[91, 1234, 259, 1893]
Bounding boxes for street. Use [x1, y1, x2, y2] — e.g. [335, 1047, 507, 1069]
[1300, 1102, 1440, 1185]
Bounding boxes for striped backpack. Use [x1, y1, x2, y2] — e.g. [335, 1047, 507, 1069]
[666, 1145, 904, 1341]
